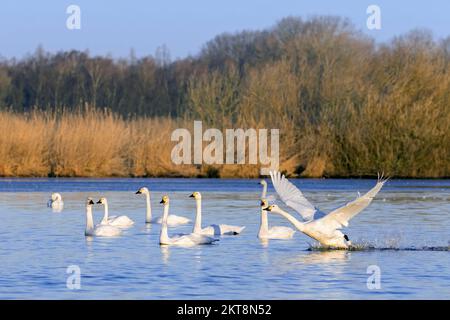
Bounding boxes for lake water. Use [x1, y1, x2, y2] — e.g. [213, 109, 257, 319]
[0, 178, 448, 299]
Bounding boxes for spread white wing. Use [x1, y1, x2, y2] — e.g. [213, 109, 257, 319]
[269, 171, 318, 221]
[320, 174, 388, 229]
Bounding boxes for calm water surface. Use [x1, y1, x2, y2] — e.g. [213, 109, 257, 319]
[0, 178, 449, 299]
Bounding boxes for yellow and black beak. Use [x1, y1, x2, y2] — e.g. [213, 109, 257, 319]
[135, 190, 141, 194]
[88, 199, 94, 205]
[189, 194, 195, 198]
[160, 196, 168, 204]
[96, 200, 102, 204]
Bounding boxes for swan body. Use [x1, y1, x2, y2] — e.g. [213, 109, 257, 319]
[266, 171, 388, 249]
[259, 198, 295, 240]
[136, 187, 190, 226]
[195, 224, 246, 236]
[97, 197, 134, 227]
[159, 195, 218, 246]
[48, 193, 64, 211]
[190, 192, 245, 236]
[85, 198, 122, 237]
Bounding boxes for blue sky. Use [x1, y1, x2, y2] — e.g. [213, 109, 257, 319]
[0, 0, 449, 60]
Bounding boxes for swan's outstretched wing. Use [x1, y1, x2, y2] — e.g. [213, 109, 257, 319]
[321, 174, 388, 229]
[270, 171, 317, 221]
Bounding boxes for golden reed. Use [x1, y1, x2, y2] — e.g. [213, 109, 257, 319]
[0, 104, 448, 178]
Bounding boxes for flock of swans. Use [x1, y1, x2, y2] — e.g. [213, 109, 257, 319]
[47, 171, 388, 249]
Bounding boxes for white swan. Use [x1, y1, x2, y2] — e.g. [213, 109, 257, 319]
[259, 199, 295, 239]
[258, 179, 294, 239]
[97, 197, 134, 227]
[85, 198, 122, 237]
[190, 192, 245, 236]
[48, 193, 64, 211]
[266, 171, 388, 249]
[136, 187, 190, 226]
[159, 195, 218, 246]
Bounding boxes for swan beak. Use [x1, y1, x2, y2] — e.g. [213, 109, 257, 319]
[96, 200, 102, 204]
[88, 200, 94, 205]
[262, 207, 269, 211]
[135, 190, 141, 194]
[189, 194, 194, 198]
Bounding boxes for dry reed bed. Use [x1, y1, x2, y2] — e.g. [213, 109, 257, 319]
[0, 105, 449, 178]
[0, 110, 266, 177]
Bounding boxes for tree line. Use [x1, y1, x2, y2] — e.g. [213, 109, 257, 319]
[0, 16, 449, 177]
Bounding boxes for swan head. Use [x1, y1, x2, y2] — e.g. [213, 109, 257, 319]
[51, 193, 62, 201]
[189, 192, 201, 200]
[136, 187, 149, 195]
[96, 197, 107, 205]
[86, 198, 95, 207]
[160, 195, 169, 204]
[344, 234, 352, 246]
[262, 204, 279, 212]
[260, 198, 269, 210]
[259, 179, 267, 186]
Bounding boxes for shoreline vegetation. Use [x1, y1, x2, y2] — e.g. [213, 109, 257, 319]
[0, 16, 449, 178]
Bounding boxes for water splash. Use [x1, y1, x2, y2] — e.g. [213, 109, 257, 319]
[307, 242, 449, 251]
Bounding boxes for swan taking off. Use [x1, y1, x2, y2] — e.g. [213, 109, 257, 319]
[85, 198, 122, 237]
[48, 193, 64, 211]
[136, 187, 190, 226]
[97, 197, 134, 227]
[159, 195, 218, 246]
[259, 199, 295, 240]
[190, 192, 245, 236]
[266, 171, 388, 249]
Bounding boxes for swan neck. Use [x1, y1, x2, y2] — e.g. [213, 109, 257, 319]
[259, 208, 269, 237]
[86, 206, 94, 233]
[273, 207, 305, 232]
[193, 199, 202, 233]
[101, 202, 109, 223]
[145, 192, 152, 223]
[160, 204, 170, 243]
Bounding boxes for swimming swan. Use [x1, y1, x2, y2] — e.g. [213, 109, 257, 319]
[266, 171, 388, 248]
[97, 197, 134, 227]
[190, 192, 245, 236]
[48, 193, 64, 211]
[136, 187, 190, 226]
[85, 198, 122, 237]
[259, 199, 295, 239]
[159, 195, 218, 246]
[258, 180, 294, 239]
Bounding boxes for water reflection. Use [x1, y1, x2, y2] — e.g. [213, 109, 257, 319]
[297, 250, 350, 264]
[160, 245, 170, 264]
[51, 207, 63, 213]
[259, 238, 269, 248]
